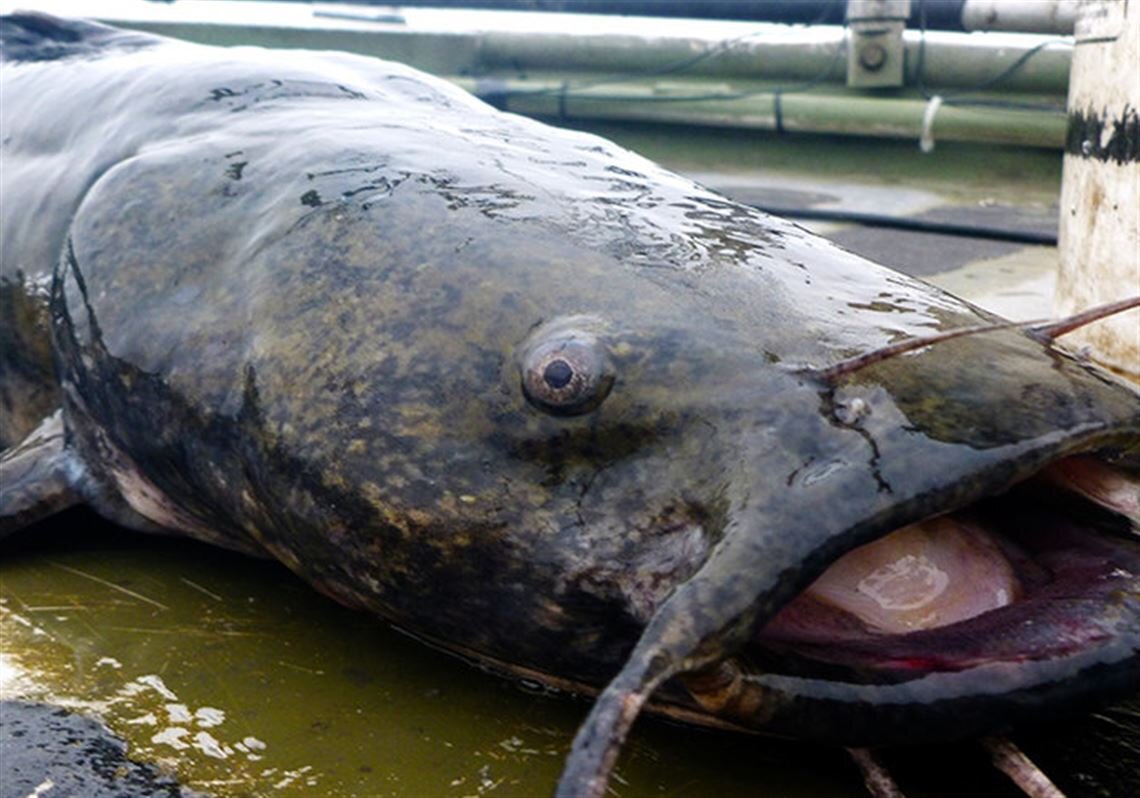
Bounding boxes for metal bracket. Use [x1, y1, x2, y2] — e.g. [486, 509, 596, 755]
[846, 0, 911, 88]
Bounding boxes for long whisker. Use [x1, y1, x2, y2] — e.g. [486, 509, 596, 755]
[554, 654, 666, 798]
[812, 296, 1139, 382]
[981, 736, 1066, 798]
[812, 319, 1037, 382]
[1026, 296, 1140, 342]
[846, 748, 907, 798]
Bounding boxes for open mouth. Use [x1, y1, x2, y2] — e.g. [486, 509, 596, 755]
[756, 456, 1140, 680]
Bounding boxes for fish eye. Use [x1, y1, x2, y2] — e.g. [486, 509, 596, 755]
[519, 322, 614, 416]
[543, 358, 574, 389]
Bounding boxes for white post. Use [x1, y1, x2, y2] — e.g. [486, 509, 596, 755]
[1056, 0, 1139, 379]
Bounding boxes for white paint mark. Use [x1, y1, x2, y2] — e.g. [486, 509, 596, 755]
[151, 727, 191, 750]
[271, 765, 314, 789]
[193, 731, 230, 759]
[0, 653, 25, 693]
[23, 778, 55, 798]
[6, 612, 49, 637]
[166, 704, 193, 724]
[195, 707, 225, 728]
[134, 675, 179, 700]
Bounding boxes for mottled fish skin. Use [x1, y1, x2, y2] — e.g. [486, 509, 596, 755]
[2, 13, 1140, 756]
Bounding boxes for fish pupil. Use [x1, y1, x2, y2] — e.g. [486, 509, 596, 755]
[543, 359, 574, 389]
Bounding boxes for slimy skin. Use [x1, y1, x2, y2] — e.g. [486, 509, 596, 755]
[2, 15, 1139, 798]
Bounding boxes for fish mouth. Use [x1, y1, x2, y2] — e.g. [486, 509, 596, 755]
[732, 454, 1140, 737]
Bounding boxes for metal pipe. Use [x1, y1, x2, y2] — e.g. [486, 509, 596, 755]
[961, 1, 1079, 34]
[105, 5, 1069, 149]
[281, 0, 1080, 34]
[262, 0, 973, 30]
[116, 17, 1072, 97]
[474, 29, 1070, 94]
[458, 76, 1065, 148]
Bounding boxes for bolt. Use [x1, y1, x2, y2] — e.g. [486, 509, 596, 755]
[859, 43, 888, 71]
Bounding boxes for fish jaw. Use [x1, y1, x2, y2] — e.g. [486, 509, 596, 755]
[554, 322, 1140, 797]
[555, 456, 1140, 798]
[668, 338, 1140, 742]
[696, 456, 1140, 745]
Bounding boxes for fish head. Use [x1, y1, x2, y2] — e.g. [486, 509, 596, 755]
[269, 178, 1140, 744]
[522, 289, 1140, 798]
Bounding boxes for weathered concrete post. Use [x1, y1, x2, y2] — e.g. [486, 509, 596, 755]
[1056, 0, 1140, 379]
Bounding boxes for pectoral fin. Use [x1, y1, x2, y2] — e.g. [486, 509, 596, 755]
[1, 410, 81, 535]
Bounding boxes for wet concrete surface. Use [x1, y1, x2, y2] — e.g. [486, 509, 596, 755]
[1, 700, 206, 798]
[826, 202, 1057, 276]
[692, 175, 1059, 277]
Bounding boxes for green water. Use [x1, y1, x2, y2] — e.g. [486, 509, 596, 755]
[1, 513, 860, 798]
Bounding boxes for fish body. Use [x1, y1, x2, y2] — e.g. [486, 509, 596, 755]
[2, 14, 1139, 796]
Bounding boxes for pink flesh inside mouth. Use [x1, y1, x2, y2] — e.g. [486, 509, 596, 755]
[757, 456, 1140, 674]
[793, 516, 1021, 635]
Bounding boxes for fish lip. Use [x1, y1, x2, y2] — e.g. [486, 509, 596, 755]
[703, 452, 1140, 744]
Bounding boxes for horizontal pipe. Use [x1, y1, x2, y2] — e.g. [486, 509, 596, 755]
[282, 0, 1080, 34]
[476, 29, 1071, 94]
[107, 9, 1071, 95]
[268, 1, 976, 30]
[103, 8, 1067, 148]
[456, 76, 1066, 148]
[961, 0, 1080, 34]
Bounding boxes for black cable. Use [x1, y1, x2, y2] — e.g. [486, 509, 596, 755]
[754, 205, 1057, 245]
[914, 0, 1070, 112]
